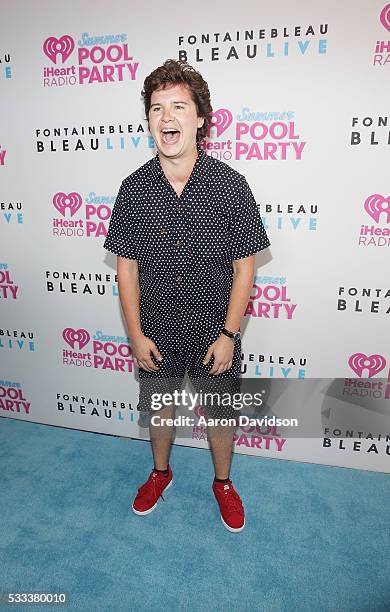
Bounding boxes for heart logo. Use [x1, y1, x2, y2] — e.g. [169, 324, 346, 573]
[53, 192, 82, 217]
[380, 4, 390, 32]
[62, 328, 90, 350]
[43, 35, 75, 64]
[193, 405, 207, 418]
[348, 353, 386, 377]
[208, 108, 233, 137]
[364, 194, 390, 224]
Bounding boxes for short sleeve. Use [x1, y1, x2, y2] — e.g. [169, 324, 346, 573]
[103, 180, 137, 260]
[230, 177, 271, 260]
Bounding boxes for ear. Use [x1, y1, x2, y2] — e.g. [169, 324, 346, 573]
[197, 116, 205, 129]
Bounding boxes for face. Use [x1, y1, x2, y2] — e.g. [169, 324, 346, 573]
[148, 83, 204, 160]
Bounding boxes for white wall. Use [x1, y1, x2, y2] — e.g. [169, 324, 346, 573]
[1, 0, 389, 472]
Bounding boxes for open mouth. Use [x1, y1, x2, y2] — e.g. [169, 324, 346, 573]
[161, 128, 181, 145]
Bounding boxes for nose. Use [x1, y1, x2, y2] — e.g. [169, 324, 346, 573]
[161, 107, 173, 122]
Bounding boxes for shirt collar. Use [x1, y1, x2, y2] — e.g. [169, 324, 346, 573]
[148, 143, 211, 186]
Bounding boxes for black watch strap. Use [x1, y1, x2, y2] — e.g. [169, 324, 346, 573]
[221, 327, 240, 340]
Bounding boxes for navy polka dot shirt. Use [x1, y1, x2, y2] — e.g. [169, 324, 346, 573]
[104, 143, 270, 346]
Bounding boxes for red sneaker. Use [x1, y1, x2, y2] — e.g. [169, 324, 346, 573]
[132, 465, 173, 515]
[212, 479, 245, 532]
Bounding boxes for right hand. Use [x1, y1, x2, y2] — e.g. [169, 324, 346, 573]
[131, 333, 163, 372]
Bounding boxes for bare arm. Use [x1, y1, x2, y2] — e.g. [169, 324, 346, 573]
[224, 254, 255, 332]
[203, 255, 255, 374]
[117, 256, 162, 371]
[117, 256, 142, 342]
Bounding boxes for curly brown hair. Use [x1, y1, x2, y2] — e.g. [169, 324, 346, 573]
[141, 59, 212, 142]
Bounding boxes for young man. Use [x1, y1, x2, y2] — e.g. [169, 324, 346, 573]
[103, 59, 270, 532]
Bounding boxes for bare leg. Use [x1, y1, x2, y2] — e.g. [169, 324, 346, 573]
[149, 403, 176, 470]
[207, 422, 237, 479]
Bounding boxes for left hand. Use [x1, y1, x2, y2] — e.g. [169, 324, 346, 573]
[203, 334, 234, 375]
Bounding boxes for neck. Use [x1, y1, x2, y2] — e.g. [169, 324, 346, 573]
[159, 145, 199, 184]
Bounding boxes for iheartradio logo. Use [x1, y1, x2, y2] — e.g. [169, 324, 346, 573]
[43, 35, 75, 64]
[61, 327, 135, 372]
[62, 328, 90, 350]
[348, 353, 386, 377]
[364, 194, 390, 224]
[208, 108, 233, 137]
[52, 190, 111, 239]
[53, 192, 82, 217]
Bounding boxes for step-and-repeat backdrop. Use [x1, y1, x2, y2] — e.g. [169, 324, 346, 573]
[1, 0, 389, 472]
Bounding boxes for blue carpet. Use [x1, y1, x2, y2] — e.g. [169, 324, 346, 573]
[0, 417, 389, 612]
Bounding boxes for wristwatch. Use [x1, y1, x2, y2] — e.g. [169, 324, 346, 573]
[221, 327, 241, 343]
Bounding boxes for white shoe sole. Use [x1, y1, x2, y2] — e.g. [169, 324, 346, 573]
[132, 478, 173, 516]
[221, 514, 245, 532]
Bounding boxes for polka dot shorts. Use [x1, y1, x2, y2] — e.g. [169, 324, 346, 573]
[137, 313, 242, 422]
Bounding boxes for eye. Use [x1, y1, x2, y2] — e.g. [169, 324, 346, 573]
[151, 106, 161, 112]
[175, 104, 184, 109]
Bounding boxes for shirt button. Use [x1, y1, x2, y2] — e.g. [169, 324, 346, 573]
[176, 204, 181, 212]
[176, 239, 182, 247]
[176, 275, 182, 283]
[191, 229, 196, 236]
[160, 227, 168, 235]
